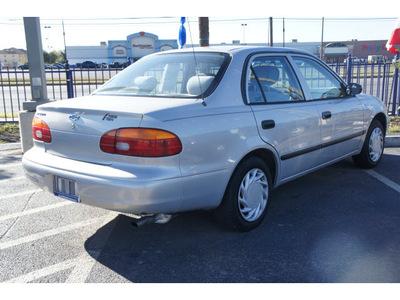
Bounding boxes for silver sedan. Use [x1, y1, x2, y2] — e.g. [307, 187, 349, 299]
[22, 46, 388, 231]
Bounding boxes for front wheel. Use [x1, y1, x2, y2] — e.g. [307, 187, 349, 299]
[352, 120, 385, 168]
[214, 156, 272, 232]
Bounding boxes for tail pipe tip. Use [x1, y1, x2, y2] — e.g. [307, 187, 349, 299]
[132, 213, 173, 228]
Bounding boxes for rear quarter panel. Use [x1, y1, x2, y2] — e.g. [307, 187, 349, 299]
[140, 102, 272, 212]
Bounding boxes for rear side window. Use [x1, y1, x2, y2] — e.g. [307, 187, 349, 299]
[246, 56, 304, 104]
[293, 56, 346, 100]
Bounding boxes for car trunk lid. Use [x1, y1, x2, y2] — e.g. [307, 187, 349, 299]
[35, 96, 146, 165]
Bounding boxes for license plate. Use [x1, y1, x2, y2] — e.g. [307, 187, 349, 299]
[54, 176, 79, 202]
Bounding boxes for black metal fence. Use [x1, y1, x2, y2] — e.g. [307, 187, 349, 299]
[1, 61, 400, 122]
[0, 66, 124, 122]
[328, 60, 400, 116]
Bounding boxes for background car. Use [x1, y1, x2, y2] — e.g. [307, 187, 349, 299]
[22, 46, 388, 232]
[18, 62, 29, 70]
[81, 61, 97, 68]
[52, 63, 65, 69]
[109, 61, 130, 68]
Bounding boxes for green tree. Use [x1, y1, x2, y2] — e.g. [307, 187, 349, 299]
[43, 50, 64, 64]
[59, 50, 66, 63]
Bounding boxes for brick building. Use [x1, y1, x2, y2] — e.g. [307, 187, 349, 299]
[321, 40, 397, 63]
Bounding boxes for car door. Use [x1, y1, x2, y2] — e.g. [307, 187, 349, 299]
[291, 55, 364, 164]
[244, 54, 321, 182]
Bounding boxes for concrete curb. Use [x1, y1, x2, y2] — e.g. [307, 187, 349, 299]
[386, 133, 400, 147]
[0, 142, 21, 151]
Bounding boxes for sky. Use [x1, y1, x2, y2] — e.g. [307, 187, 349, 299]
[0, 0, 398, 52]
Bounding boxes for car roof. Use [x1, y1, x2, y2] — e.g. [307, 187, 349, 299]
[158, 45, 315, 58]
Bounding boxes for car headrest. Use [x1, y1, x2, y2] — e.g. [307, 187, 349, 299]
[187, 75, 215, 96]
[134, 76, 157, 92]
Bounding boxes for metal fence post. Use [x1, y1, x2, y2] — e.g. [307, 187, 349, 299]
[391, 54, 399, 116]
[346, 53, 352, 84]
[66, 60, 74, 98]
[381, 62, 387, 103]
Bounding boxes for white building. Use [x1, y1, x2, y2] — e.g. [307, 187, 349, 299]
[66, 31, 178, 66]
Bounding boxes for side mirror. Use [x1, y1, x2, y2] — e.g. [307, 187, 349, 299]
[346, 83, 362, 96]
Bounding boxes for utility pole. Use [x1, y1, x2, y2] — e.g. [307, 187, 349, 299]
[269, 17, 273, 47]
[19, 17, 50, 152]
[23, 17, 48, 105]
[199, 17, 209, 47]
[63, 19, 74, 99]
[320, 17, 324, 60]
[283, 17, 285, 48]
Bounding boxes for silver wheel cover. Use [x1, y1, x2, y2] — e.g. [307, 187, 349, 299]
[238, 168, 268, 222]
[369, 127, 383, 162]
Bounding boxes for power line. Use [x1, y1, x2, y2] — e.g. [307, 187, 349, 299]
[0, 17, 397, 27]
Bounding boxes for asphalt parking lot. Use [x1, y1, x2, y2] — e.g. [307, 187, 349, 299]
[1, 143, 400, 283]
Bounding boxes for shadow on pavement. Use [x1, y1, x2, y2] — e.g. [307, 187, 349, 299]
[84, 159, 400, 283]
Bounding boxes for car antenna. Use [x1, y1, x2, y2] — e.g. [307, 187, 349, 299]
[186, 17, 207, 107]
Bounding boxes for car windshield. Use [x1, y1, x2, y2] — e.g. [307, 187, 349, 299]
[93, 52, 231, 98]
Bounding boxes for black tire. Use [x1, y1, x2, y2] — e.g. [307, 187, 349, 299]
[214, 156, 272, 232]
[352, 120, 385, 169]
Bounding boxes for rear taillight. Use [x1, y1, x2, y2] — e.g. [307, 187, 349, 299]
[32, 116, 52, 143]
[100, 128, 182, 157]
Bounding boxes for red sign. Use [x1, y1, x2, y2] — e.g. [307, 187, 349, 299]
[132, 44, 153, 49]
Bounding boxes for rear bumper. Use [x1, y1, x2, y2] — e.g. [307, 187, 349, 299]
[22, 148, 182, 214]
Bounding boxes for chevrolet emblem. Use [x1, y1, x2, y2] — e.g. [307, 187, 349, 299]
[69, 114, 80, 122]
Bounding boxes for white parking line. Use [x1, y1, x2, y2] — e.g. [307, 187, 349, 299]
[0, 162, 22, 168]
[0, 215, 110, 250]
[0, 189, 39, 201]
[0, 201, 73, 222]
[4, 255, 81, 283]
[0, 176, 26, 183]
[66, 213, 118, 283]
[364, 169, 400, 194]
[3, 212, 118, 283]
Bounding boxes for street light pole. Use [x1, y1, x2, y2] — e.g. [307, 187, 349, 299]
[241, 23, 247, 44]
[44, 25, 51, 53]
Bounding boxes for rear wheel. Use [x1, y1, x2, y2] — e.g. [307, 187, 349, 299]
[214, 156, 272, 231]
[352, 120, 385, 168]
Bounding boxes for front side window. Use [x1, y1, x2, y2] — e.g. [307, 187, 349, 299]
[93, 52, 230, 98]
[293, 56, 346, 100]
[247, 56, 304, 104]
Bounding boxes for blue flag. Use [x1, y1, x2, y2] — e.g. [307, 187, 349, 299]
[179, 17, 186, 48]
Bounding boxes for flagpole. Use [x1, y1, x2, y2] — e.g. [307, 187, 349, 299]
[386, 18, 400, 116]
[391, 54, 399, 116]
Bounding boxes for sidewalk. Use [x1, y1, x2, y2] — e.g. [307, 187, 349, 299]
[0, 142, 21, 151]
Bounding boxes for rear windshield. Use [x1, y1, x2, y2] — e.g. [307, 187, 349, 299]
[93, 52, 231, 98]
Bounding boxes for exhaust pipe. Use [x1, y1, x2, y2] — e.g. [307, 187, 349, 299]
[132, 214, 172, 228]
